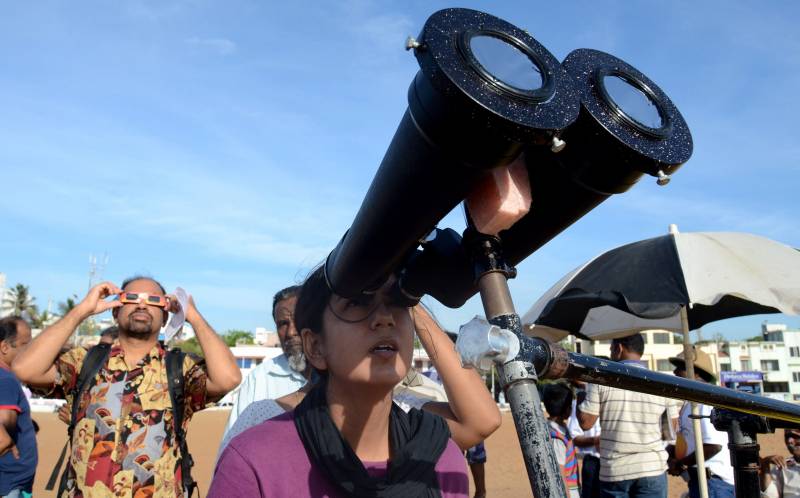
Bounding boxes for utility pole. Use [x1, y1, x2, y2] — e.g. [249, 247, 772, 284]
[87, 252, 109, 291]
[80, 252, 110, 344]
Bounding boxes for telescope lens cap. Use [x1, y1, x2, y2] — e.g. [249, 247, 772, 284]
[564, 48, 692, 167]
[600, 73, 665, 132]
[461, 31, 551, 100]
[415, 8, 579, 138]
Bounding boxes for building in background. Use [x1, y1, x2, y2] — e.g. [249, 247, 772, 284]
[254, 327, 279, 347]
[567, 324, 800, 402]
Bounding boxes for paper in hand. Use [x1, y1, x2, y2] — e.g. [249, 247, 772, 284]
[164, 287, 190, 342]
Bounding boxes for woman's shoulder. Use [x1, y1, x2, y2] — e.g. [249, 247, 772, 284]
[228, 410, 299, 454]
[436, 439, 470, 498]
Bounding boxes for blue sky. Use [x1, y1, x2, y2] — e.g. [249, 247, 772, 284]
[1, 0, 798, 340]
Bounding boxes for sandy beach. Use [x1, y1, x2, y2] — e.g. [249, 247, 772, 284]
[30, 409, 786, 497]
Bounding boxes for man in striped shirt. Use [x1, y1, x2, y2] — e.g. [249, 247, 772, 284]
[577, 334, 679, 498]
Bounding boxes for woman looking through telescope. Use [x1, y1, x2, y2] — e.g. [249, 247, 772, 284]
[209, 267, 501, 497]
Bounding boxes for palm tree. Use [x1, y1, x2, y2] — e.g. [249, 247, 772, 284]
[32, 309, 53, 329]
[2, 283, 37, 318]
[58, 295, 79, 317]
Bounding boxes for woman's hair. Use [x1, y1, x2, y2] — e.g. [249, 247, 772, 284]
[294, 266, 332, 335]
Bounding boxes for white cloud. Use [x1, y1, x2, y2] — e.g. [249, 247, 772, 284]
[184, 36, 237, 55]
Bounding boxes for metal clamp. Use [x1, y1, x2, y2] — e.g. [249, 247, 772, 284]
[456, 316, 521, 373]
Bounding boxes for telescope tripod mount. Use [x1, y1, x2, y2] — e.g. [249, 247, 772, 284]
[463, 231, 568, 498]
[710, 410, 770, 498]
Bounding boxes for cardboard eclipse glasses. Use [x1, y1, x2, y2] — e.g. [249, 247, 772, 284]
[117, 292, 169, 309]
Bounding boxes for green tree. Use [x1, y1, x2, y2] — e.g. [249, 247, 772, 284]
[224, 330, 254, 347]
[58, 295, 79, 316]
[2, 283, 37, 318]
[31, 309, 53, 329]
[174, 337, 204, 357]
[78, 319, 100, 336]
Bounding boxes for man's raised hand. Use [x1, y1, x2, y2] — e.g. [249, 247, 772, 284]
[77, 282, 123, 317]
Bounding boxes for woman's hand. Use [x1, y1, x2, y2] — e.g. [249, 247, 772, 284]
[412, 304, 501, 450]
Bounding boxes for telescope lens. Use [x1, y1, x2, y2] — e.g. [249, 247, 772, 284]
[469, 34, 544, 91]
[599, 72, 665, 132]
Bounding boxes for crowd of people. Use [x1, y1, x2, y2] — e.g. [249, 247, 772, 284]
[1, 273, 798, 497]
[0, 272, 499, 498]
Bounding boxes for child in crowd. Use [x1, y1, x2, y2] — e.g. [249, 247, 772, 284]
[543, 382, 581, 498]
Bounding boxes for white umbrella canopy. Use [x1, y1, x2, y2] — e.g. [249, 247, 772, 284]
[521, 231, 800, 341]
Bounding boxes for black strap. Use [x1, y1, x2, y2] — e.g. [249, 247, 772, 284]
[47, 342, 112, 493]
[47, 344, 198, 497]
[166, 348, 197, 498]
[44, 441, 69, 491]
[294, 377, 449, 498]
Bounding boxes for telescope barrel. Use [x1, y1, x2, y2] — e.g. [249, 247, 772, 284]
[404, 48, 693, 308]
[325, 8, 579, 298]
[536, 344, 800, 424]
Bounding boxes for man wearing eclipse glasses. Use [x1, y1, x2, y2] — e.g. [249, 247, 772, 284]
[12, 276, 241, 497]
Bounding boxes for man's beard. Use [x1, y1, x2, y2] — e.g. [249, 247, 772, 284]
[122, 313, 156, 338]
[287, 350, 307, 374]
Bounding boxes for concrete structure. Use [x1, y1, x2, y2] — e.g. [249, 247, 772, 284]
[716, 323, 800, 402]
[570, 324, 800, 402]
[229, 345, 284, 378]
[254, 327, 279, 347]
[574, 330, 723, 377]
[0, 272, 10, 318]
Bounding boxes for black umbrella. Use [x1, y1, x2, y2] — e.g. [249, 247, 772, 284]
[521, 227, 800, 498]
[522, 229, 800, 341]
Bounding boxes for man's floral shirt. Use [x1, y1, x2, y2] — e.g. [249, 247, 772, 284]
[42, 341, 208, 497]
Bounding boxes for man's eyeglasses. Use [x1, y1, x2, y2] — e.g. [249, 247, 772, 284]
[117, 292, 169, 309]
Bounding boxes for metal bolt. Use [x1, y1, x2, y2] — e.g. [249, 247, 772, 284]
[405, 36, 422, 51]
[550, 136, 566, 153]
[656, 170, 671, 186]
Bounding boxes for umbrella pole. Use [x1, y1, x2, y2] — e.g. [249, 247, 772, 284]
[681, 306, 709, 498]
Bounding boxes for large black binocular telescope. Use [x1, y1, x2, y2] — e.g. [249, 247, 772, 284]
[324, 8, 692, 307]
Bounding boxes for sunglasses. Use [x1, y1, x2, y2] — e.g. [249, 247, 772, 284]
[117, 292, 169, 309]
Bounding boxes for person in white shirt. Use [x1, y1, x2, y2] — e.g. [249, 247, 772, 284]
[667, 348, 735, 498]
[761, 429, 800, 498]
[221, 286, 308, 442]
[569, 380, 601, 498]
[577, 334, 678, 498]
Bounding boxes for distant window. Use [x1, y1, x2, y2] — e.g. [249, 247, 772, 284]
[793, 372, 800, 383]
[791, 347, 800, 357]
[740, 360, 751, 370]
[763, 382, 789, 393]
[653, 333, 671, 344]
[761, 360, 780, 371]
[656, 359, 673, 372]
[236, 358, 253, 369]
[576, 343, 582, 354]
[720, 364, 731, 372]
